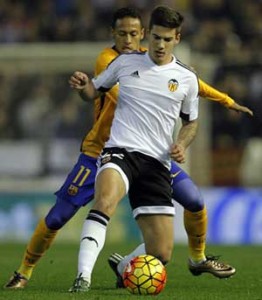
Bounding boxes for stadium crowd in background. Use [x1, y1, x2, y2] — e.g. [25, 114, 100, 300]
[0, 0, 260, 185]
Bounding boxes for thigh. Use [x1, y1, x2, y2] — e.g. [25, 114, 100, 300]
[170, 161, 190, 183]
[136, 214, 174, 262]
[55, 153, 97, 207]
[93, 167, 126, 216]
[170, 162, 204, 212]
[93, 148, 134, 216]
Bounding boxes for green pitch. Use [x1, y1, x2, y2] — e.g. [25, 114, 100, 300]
[1, 242, 261, 300]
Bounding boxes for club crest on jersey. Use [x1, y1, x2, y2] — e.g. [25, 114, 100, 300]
[168, 79, 179, 92]
[68, 184, 78, 196]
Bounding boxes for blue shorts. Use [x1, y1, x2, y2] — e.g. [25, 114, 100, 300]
[55, 153, 97, 206]
[170, 161, 189, 183]
[170, 161, 204, 211]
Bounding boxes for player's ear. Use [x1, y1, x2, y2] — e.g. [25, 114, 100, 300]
[140, 27, 145, 40]
[174, 32, 181, 44]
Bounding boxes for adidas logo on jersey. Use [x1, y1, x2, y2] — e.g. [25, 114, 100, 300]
[130, 71, 140, 78]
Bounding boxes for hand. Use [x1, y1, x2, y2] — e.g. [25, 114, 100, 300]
[230, 102, 254, 117]
[69, 71, 89, 91]
[170, 144, 186, 164]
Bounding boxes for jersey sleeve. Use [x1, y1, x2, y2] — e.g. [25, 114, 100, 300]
[92, 55, 123, 92]
[180, 75, 199, 121]
[95, 50, 114, 77]
[94, 49, 119, 103]
[198, 78, 235, 108]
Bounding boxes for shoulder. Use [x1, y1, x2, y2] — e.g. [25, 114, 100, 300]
[175, 60, 198, 83]
[95, 47, 119, 75]
[107, 51, 146, 68]
[173, 60, 199, 94]
[96, 47, 118, 63]
[96, 48, 118, 65]
[175, 60, 197, 75]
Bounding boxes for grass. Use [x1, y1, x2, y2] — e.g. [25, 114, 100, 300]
[0, 242, 261, 300]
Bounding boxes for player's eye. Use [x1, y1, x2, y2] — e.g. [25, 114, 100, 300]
[130, 32, 138, 37]
[118, 32, 126, 36]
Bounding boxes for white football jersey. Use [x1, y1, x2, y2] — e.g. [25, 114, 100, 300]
[92, 52, 199, 168]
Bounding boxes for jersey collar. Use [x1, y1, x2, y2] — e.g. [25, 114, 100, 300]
[145, 52, 177, 68]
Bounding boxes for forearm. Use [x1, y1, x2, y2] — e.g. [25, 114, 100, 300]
[229, 101, 254, 116]
[198, 78, 235, 108]
[176, 120, 198, 149]
[69, 71, 101, 102]
[79, 80, 100, 102]
[78, 89, 90, 101]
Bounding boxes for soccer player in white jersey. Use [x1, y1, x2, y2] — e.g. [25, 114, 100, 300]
[68, 6, 200, 292]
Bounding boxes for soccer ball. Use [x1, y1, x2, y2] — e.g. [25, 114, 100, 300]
[122, 254, 167, 295]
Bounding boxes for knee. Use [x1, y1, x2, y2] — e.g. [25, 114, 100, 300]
[178, 188, 205, 212]
[93, 192, 122, 217]
[45, 199, 78, 230]
[172, 179, 205, 212]
[186, 194, 204, 212]
[45, 212, 64, 230]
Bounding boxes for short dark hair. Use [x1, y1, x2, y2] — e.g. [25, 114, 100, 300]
[111, 7, 143, 29]
[149, 6, 184, 32]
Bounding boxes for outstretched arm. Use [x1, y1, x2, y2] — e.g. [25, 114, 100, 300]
[228, 101, 253, 116]
[198, 78, 253, 116]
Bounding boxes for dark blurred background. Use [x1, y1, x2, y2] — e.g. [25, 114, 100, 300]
[0, 0, 261, 244]
[0, 0, 261, 186]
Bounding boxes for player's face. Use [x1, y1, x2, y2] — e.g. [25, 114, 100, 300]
[112, 17, 144, 54]
[148, 25, 180, 65]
